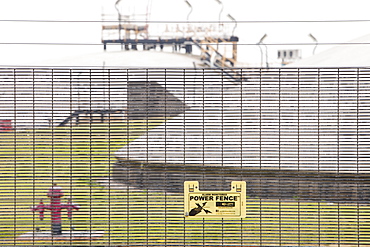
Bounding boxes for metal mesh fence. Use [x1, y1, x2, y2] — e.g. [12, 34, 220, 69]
[1, 67, 370, 246]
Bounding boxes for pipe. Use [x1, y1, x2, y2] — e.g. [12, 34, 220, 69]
[309, 33, 318, 55]
[185, 0, 193, 21]
[227, 14, 237, 36]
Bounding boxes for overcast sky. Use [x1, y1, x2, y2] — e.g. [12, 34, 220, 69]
[0, 0, 369, 66]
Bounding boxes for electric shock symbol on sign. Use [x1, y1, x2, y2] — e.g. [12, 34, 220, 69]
[189, 202, 212, 216]
[184, 181, 246, 218]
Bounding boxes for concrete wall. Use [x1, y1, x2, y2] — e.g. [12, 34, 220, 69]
[113, 160, 370, 203]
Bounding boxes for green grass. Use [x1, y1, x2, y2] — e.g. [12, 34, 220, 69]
[1, 121, 370, 246]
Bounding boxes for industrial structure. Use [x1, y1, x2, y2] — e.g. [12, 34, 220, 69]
[102, 0, 240, 70]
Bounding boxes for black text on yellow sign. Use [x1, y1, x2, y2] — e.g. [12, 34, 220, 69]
[189, 195, 238, 201]
[184, 181, 246, 218]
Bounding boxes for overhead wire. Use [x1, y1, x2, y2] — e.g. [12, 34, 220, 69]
[1, 18, 368, 46]
[2, 19, 370, 23]
[1, 42, 370, 46]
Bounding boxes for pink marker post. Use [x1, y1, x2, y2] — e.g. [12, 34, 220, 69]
[31, 184, 80, 235]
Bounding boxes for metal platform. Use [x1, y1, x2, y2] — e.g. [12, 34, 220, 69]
[102, 36, 239, 51]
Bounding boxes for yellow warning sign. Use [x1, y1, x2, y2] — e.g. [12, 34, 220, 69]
[184, 181, 246, 218]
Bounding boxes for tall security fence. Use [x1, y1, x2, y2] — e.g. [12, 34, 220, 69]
[1, 67, 370, 246]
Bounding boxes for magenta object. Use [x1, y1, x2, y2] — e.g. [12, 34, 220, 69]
[31, 184, 80, 235]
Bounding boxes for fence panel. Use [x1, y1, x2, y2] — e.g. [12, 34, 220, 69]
[1, 67, 369, 246]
